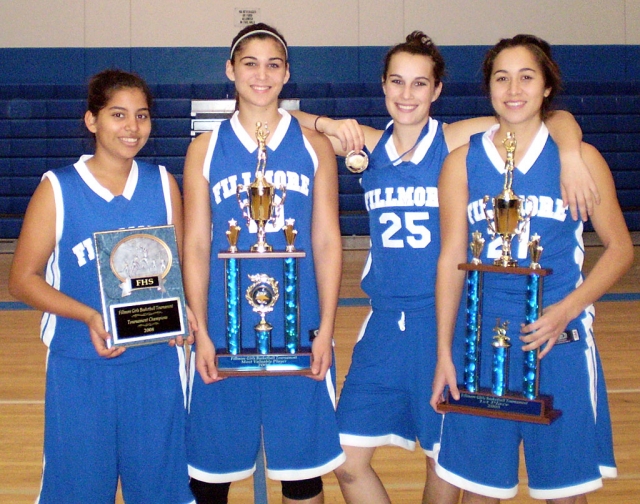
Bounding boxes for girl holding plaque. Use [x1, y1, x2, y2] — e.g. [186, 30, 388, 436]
[182, 23, 344, 503]
[293, 32, 593, 504]
[431, 35, 633, 502]
[8, 70, 193, 503]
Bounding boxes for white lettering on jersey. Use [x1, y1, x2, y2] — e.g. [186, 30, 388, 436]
[467, 195, 567, 225]
[211, 170, 310, 205]
[364, 186, 438, 211]
[71, 238, 96, 267]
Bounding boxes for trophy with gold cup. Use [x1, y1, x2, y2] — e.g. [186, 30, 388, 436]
[216, 122, 312, 376]
[439, 133, 562, 424]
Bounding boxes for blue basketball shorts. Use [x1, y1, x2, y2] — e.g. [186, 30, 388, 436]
[38, 346, 193, 504]
[337, 307, 443, 456]
[187, 358, 345, 483]
[436, 312, 616, 500]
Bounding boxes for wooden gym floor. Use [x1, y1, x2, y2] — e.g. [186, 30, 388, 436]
[0, 237, 638, 503]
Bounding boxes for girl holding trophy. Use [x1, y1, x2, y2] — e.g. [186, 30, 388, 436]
[8, 70, 193, 503]
[431, 35, 633, 502]
[182, 23, 344, 503]
[295, 32, 594, 504]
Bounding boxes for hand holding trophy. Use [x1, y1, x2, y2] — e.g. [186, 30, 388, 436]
[217, 122, 311, 376]
[440, 132, 561, 424]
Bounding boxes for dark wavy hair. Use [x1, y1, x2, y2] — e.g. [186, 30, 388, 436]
[87, 69, 152, 117]
[482, 34, 562, 119]
[382, 31, 446, 86]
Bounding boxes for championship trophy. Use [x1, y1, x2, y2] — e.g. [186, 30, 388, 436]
[215, 122, 312, 376]
[439, 132, 561, 424]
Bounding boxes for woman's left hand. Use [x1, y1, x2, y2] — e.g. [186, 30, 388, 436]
[560, 150, 600, 222]
[169, 305, 197, 347]
[519, 301, 572, 359]
[309, 331, 333, 381]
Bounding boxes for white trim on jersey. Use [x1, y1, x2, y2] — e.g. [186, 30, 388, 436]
[302, 135, 319, 173]
[158, 165, 173, 224]
[188, 463, 255, 484]
[72, 155, 140, 201]
[481, 123, 549, 175]
[202, 122, 221, 183]
[360, 240, 373, 283]
[582, 303, 598, 419]
[121, 160, 139, 199]
[599, 465, 618, 479]
[529, 477, 603, 500]
[267, 109, 290, 150]
[325, 366, 338, 410]
[41, 171, 64, 348]
[43, 171, 64, 244]
[435, 463, 518, 500]
[411, 117, 440, 163]
[229, 109, 291, 153]
[187, 350, 196, 413]
[266, 452, 346, 482]
[384, 117, 439, 165]
[176, 346, 188, 409]
[340, 432, 416, 451]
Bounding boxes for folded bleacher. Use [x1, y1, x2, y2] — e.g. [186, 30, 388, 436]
[1, 81, 638, 239]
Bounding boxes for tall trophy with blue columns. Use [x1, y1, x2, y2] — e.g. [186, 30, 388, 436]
[216, 122, 311, 376]
[439, 132, 561, 424]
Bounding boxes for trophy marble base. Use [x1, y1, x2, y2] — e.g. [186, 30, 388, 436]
[216, 349, 313, 377]
[440, 388, 562, 425]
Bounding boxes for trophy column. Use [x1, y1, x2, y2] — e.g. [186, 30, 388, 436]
[214, 122, 313, 376]
[439, 133, 561, 424]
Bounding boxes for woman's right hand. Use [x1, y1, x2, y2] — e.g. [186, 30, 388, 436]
[194, 332, 223, 384]
[430, 357, 458, 413]
[317, 117, 365, 153]
[87, 310, 125, 358]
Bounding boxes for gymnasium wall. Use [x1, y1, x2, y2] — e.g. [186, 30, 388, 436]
[1, 0, 640, 85]
[1, 1, 639, 237]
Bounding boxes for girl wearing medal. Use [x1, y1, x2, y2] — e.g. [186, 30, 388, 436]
[294, 31, 596, 504]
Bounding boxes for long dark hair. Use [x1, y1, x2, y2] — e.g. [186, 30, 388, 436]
[483, 34, 561, 119]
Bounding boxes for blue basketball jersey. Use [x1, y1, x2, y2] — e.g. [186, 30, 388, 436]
[42, 155, 173, 361]
[466, 125, 583, 307]
[360, 118, 448, 310]
[205, 110, 320, 349]
[437, 124, 616, 498]
[465, 124, 590, 388]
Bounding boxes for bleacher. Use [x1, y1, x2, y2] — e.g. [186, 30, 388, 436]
[1, 81, 639, 239]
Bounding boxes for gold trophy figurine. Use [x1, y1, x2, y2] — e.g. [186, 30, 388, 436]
[225, 219, 241, 253]
[482, 132, 532, 267]
[528, 233, 544, 269]
[236, 122, 287, 253]
[470, 230, 485, 265]
[283, 218, 298, 252]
